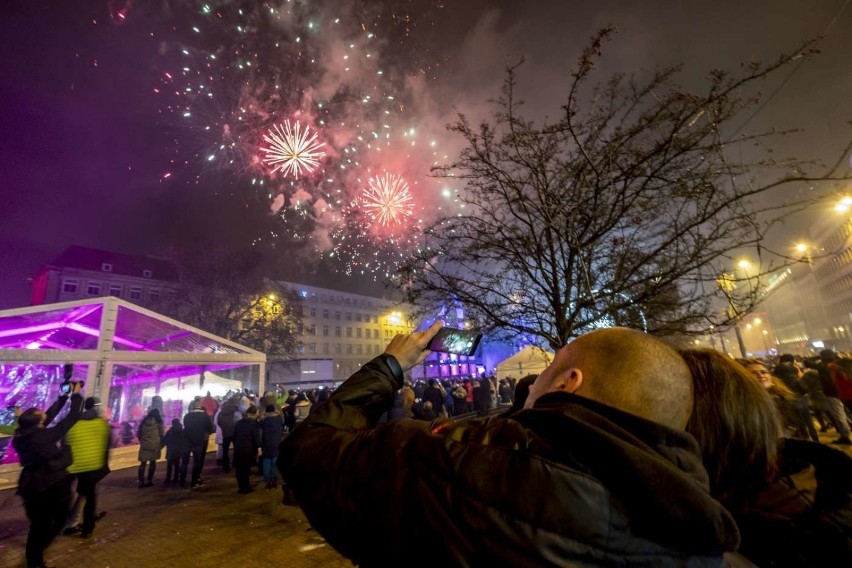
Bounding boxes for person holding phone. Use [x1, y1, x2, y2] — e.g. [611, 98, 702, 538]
[279, 324, 740, 567]
[13, 381, 84, 568]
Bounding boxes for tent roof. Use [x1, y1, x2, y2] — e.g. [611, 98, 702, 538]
[0, 297, 265, 365]
[494, 346, 554, 379]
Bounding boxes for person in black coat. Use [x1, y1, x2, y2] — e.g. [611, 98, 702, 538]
[13, 383, 83, 568]
[279, 325, 739, 567]
[182, 401, 215, 488]
[233, 405, 260, 493]
[259, 405, 283, 488]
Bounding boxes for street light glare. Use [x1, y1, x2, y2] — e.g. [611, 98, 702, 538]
[835, 196, 852, 213]
[737, 259, 752, 269]
[794, 242, 808, 254]
[753, 317, 762, 325]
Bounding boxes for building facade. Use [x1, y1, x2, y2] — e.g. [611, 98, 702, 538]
[30, 246, 178, 309]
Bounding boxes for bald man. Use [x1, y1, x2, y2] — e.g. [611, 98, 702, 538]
[279, 325, 739, 567]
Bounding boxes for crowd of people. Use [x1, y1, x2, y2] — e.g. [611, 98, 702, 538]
[10, 324, 852, 568]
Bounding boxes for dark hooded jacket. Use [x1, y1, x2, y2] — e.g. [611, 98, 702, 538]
[13, 394, 82, 495]
[260, 412, 283, 457]
[217, 398, 239, 438]
[279, 356, 739, 567]
[183, 407, 215, 447]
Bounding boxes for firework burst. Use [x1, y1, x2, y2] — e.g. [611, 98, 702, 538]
[361, 172, 414, 227]
[261, 120, 326, 178]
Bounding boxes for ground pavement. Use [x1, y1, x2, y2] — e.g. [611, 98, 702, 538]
[0, 455, 350, 568]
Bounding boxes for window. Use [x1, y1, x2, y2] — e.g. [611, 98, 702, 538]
[87, 282, 101, 296]
[355, 313, 362, 322]
[323, 309, 329, 319]
[356, 328, 362, 338]
[142, 269, 153, 278]
[373, 329, 379, 339]
[129, 286, 142, 300]
[372, 316, 378, 324]
[149, 288, 160, 301]
[109, 284, 122, 298]
[346, 344, 353, 354]
[310, 308, 316, 317]
[322, 325, 329, 336]
[297, 345, 304, 354]
[374, 345, 380, 354]
[62, 279, 78, 294]
[308, 343, 316, 354]
[346, 327, 352, 338]
[335, 311, 341, 320]
[307, 325, 316, 336]
[101, 263, 112, 272]
[356, 345, 363, 355]
[345, 312, 352, 321]
[335, 344, 342, 354]
[335, 326, 342, 337]
[322, 343, 329, 354]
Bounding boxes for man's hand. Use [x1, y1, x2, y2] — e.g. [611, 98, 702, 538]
[384, 321, 443, 372]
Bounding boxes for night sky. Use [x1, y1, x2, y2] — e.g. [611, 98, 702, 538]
[1, 0, 850, 308]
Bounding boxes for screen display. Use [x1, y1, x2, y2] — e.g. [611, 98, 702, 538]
[427, 328, 482, 356]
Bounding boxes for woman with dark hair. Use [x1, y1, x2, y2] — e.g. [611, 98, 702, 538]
[137, 407, 164, 488]
[681, 349, 852, 567]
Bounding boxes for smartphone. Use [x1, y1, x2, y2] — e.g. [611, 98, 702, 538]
[427, 328, 483, 356]
[59, 381, 72, 395]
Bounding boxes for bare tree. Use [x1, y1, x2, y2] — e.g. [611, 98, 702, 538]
[163, 247, 303, 361]
[399, 28, 852, 350]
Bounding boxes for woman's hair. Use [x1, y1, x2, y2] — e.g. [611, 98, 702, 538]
[739, 358, 797, 400]
[680, 349, 782, 498]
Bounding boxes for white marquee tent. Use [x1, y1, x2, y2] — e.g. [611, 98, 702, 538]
[494, 346, 554, 379]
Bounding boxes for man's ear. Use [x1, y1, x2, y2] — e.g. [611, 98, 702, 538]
[552, 368, 583, 394]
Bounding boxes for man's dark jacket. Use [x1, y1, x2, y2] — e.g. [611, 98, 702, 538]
[183, 408, 214, 447]
[278, 356, 740, 567]
[13, 394, 82, 495]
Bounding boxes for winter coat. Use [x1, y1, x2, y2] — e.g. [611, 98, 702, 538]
[137, 416, 164, 461]
[723, 439, 852, 567]
[66, 408, 110, 474]
[232, 417, 259, 467]
[162, 425, 190, 460]
[801, 369, 829, 410]
[422, 385, 444, 414]
[183, 409, 215, 447]
[279, 357, 739, 567]
[13, 394, 82, 496]
[217, 399, 238, 438]
[260, 413, 283, 457]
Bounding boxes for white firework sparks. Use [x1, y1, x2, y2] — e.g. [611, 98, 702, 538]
[260, 120, 326, 178]
[361, 172, 414, 226]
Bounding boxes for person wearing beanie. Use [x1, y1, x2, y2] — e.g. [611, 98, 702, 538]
[13, 382, 84, 568]
[260, 404, 283, 489]
[63, 396, 111, 539]
[233, 405, 260, 494]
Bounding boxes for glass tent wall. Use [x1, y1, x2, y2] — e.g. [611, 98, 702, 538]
[0, 297, 266, 464]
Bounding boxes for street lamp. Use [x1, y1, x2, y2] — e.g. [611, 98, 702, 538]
[835, 196, 852, 214]
[737, 259, 752, 270]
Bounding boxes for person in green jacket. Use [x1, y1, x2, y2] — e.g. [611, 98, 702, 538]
[64, 397, 110, 539]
